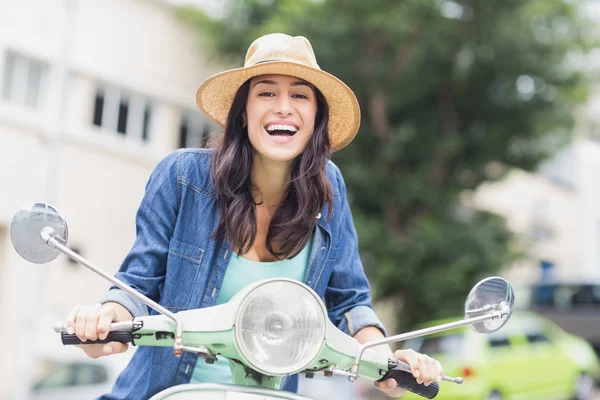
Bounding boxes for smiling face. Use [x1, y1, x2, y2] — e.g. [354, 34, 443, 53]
[245, 74, 318, 165]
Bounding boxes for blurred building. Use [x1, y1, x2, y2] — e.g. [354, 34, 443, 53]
[472, 86, 600, 287]
[0, 0, 219, 398]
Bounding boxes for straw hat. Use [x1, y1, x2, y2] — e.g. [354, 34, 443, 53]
[195, 33, 361, 151]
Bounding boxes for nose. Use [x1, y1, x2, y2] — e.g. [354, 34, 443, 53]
[273, 94, 293, 116]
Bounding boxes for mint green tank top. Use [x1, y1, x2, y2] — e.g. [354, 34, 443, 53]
[191, 239, 312, 384]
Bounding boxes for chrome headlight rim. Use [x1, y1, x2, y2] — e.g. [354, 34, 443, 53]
[233, 278, 327, 376]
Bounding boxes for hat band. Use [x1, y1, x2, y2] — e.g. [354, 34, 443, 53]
[253, 59, 282, 65]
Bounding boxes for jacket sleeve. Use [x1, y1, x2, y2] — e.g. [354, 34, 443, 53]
[99, 151, 180, 317]
[324, 164, 387, 337]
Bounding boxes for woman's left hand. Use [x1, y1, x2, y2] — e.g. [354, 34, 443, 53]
[374, 349, 444, 397]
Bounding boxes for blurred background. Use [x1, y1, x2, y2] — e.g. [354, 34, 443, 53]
[1, 0, 600, 399]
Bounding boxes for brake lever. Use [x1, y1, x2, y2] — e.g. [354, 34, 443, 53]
[388, 359, 464, 384]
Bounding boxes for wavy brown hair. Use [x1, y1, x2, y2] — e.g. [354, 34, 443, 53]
[211, 79, 333, 259]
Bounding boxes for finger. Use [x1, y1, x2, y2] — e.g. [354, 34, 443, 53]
[374, 378, 397, 392]
[409, 356, 422, 381]
[420, 356, 441, 385]
[102, 342, 128, 355]
[386, 378, 397, 389]
[436, 360, 444, 381]
[413, 354, 428, 384]
[65, 305, 81, 335]
[97, 305, 116, 341]
[84, 312, 100, 341]
[394, 350, 427, 386]
[78, 343, 104, 359]
[75, 307, 89, 341]
[419, 356, 435, 385]
[394, 349, 420, 376]
[83, 304, 102, 341]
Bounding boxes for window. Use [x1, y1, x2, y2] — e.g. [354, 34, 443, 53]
[488, 336, 511, 348]
[531, 283, 600, 309]
[526, 332, 550, 344]
[93, 89, 104, 126]
[75, 364, 108, 385]
[117, 96, 129, 134]
[35, 362, 108, 390]
[142, 103, 152, 141]
[92, 85, 153, 142]
[179, 111, 214, 148]
[35, 364, 75, 388]
[528, 222, 555, 241]
[2, 50, 48, 109]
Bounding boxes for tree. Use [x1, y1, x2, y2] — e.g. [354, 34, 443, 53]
[180, 0, 593, 329]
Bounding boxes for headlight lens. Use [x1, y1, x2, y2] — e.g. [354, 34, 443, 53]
[234, 279, 327, 375]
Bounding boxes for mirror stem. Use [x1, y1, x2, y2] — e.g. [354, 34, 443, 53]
[40, 227, 185, 356]
[348, 308, 509, 381]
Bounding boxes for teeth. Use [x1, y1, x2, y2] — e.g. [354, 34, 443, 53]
[266, 124, 297, 132]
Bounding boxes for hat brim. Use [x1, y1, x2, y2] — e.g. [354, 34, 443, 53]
[195, 61, 360, 151]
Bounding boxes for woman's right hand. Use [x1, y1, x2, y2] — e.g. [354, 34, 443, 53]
[65, 302, 133, 359]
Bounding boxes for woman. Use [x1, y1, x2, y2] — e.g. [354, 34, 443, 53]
[65, 33, 443, 399]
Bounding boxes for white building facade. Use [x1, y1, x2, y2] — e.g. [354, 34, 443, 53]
[0, 1, 219, 398]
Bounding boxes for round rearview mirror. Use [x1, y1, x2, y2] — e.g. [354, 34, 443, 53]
[10, 202, 68, 264]
[464, 277, 514, 334]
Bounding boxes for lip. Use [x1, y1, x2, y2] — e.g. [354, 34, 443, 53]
[264, 120, 300, 131]
[263, 120, 299, 145]
[262, 126, 296, 144]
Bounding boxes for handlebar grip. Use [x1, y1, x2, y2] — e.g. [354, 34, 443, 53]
[60, 330, 133, 345]
[378, 369, 440, 399]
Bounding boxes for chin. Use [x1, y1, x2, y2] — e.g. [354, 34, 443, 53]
[261, 148, 302, 164]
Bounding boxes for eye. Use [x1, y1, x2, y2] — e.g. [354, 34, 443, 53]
[258, 92, 275, 97]
[293, 93, 309, 99]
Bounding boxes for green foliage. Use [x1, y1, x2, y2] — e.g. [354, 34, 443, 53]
[179, 0, 594, 329]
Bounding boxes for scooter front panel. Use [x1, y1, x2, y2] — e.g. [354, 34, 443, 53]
[150, 383, 315, 400]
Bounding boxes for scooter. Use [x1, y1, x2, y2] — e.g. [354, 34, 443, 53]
[10, 202, 515, 400]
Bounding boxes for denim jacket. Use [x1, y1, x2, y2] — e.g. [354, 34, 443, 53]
[98, 148, 385, 400]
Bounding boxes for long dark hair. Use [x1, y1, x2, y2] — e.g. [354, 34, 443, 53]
[211, 79, 333, 259]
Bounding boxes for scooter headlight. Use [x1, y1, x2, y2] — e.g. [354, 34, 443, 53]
[234, 279, 327, 376]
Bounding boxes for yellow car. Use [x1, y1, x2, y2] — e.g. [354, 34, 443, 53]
[401, 312, 600, 400]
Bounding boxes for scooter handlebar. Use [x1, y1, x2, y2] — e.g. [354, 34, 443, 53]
[54, 320, 136, 345]
[378, 369, 439, 399]
[60, 330, 133, 345]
